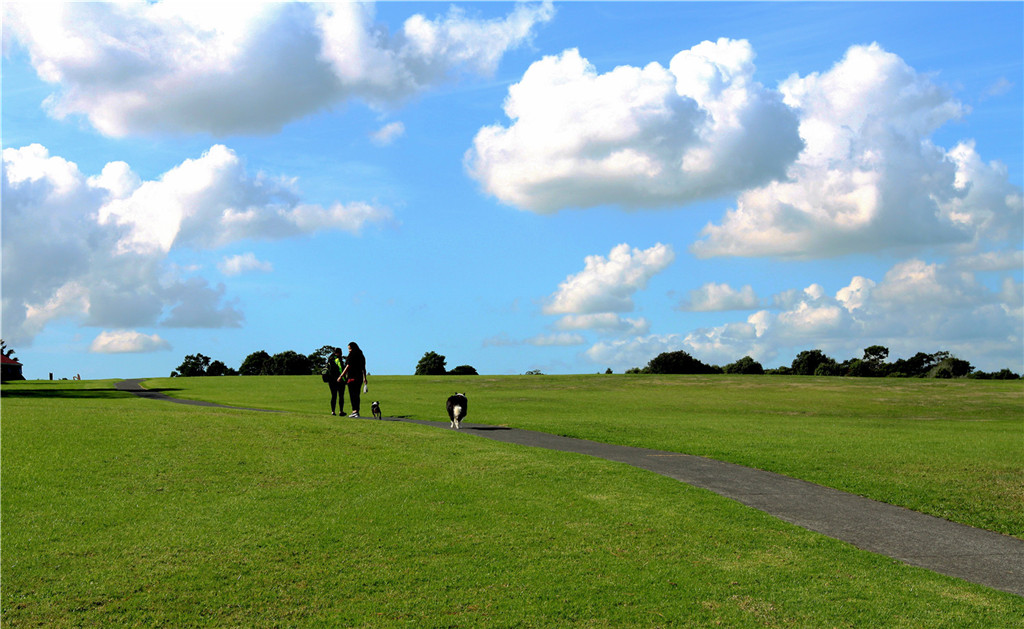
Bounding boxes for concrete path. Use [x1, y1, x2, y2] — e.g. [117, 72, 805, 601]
[116, 379, 1024, 597]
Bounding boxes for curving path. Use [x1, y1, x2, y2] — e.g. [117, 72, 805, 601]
[116, 379, 1023, 596]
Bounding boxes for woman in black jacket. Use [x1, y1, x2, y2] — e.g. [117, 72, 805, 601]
[326, 347, 346, 416]
[340, 342, 368, 418]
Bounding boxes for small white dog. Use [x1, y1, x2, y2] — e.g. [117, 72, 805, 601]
[446, 393, 468, 429]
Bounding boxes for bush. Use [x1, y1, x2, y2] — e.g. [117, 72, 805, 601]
[645, 350, 719, 375]
[239, 351, 272, 376]
[415, 351, 447, 376]
[724, 356, 763, 375]
[448, 365, 478, 376]
[270, 351, 313, 376]
[791, 350, 835, 376]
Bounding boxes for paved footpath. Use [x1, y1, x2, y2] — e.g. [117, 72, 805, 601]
[117, 379, 1023, 597]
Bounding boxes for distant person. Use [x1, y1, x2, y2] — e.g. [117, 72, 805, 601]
[340, 342, 368, 418]
[326, 347, 346, 416]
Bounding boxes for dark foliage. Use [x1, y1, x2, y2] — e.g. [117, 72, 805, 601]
[415, 351, 447, 376]
[270, 351, 313, 376]
[724, 356, 764, 375]
[239, 351, 272, 376]
[644, 350, 719, 375]
[173, 353, 211, 377]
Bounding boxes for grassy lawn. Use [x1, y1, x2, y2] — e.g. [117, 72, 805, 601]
[2, 376, 1022, 627]
[144, 373, 1024, 538]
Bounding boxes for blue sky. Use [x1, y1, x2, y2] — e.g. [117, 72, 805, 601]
[3, 1, 1021, 379]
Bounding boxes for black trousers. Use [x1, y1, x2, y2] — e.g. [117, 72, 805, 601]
[329, 380, 346, 413]
[346, 379, 361, 414]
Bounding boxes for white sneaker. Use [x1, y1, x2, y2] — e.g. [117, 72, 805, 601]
[349, 411, 360, 418]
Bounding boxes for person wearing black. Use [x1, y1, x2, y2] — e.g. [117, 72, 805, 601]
[340, 342, 368, 418]
[326, 347, 346, 416]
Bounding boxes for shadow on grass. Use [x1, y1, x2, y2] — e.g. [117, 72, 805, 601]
[0, 386, 132, 400]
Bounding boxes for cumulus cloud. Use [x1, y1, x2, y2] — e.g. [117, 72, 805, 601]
[676, 260, 1022, 371]
[90, 330, 171, 354]
[97, 145, 392, 254]
[678, 282, 759, 312]
[371, 121, 406, 146]
[581, 257, 1021, 372]
[951, 249, 1024, 272]
[553, 313, 650, 336]
[693, 44, 1022, 258]
[585, 334, 684, 370]
[219, 252, 273, 276]
[525, 332, 586, 347]
[2, 144, 389, 346]
[3, 1, 553, 136]
[467, 39, 802, 212]
[544, 243, 675, 315]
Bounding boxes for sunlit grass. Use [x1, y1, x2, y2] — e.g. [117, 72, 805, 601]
[2, 377, 1021, 626]
[146, 373, 1024, 537]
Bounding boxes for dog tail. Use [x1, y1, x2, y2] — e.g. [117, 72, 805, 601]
[452, 404, 464, 422]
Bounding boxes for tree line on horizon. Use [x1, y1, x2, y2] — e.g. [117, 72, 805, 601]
[170, 347, 481, 378]
[626, 346, 1021, 380]
[170, 344, 1020, 380]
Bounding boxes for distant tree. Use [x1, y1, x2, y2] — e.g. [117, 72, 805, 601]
[605, 368, 613, 374]
[448, 365, 478, 376]
[724, 356, 764, 375]
[416, 351, 447, 375]
[239, 350, 272, 375]
[791, 349, 835, 376]
[863, 345, 889, 364]
[1, 339, 15, 359]
[971, 368, 1021, 380]
[814, 360, 840, 376]
[525, 369, 544, 375]
[308, 345, 337, 375]
[929, 355, 973, 379]
[176, 353, 211, 377]
[888, 352, 940, 378]
[855, 345, 890, 377]
[207, 360, 236, 376]
[843, 359, 873, 378]
[271, 351, 313, 376]
[645, 350, 718, 375]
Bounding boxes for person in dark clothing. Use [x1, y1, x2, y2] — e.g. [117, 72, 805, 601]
[340, 342, 368, 418]
[327, 347, 346, 416]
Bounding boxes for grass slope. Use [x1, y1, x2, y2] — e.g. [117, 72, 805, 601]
[146, 374, 1024, 537]
[2, 377, 1021, 627]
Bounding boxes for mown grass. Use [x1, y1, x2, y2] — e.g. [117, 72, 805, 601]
[2, 377, 1022, 627]
[144, 373, 1024, 538]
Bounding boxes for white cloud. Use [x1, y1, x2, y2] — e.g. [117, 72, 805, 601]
[525, 332, 586, 347]
[467, 39, 802, 212]
[3, 1, 554, 136]
[678, 282, 759, 311]
[1, 144, 386, 345]
[693, 44, 1022, 259]
[371, 121, 406, 146]
[97, 145, 393, 255]
[665, 260, 1022, 371]
[219, 253, 273, 276]
[554, 313, 650, 336]
[544, 243, 675, 315]
[585, 334, 684, 370]
[952, 249, 1024, 272]
[90, 330, 170, 354]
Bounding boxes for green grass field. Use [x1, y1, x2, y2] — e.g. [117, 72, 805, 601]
[2, 375, 1022, 627]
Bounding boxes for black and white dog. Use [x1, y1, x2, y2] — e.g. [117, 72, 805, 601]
[446, 393, 468, 429]
[371, 401, 381, 420]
